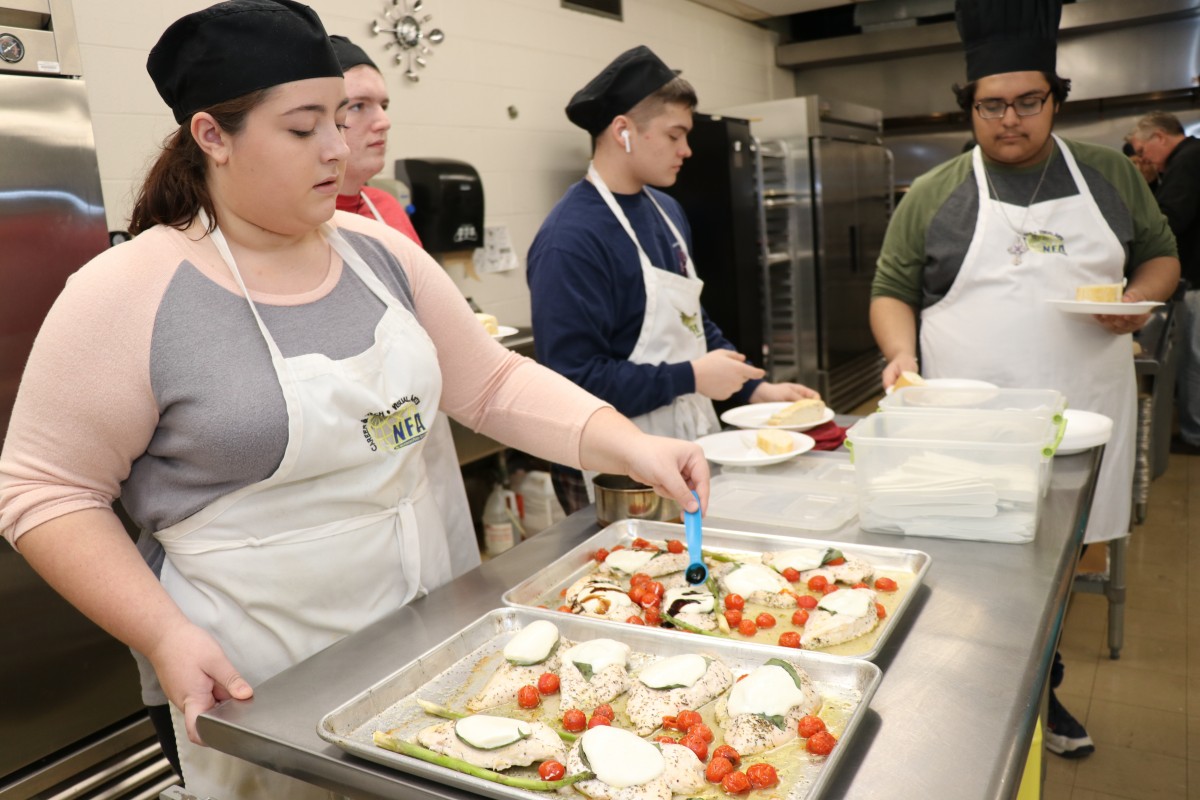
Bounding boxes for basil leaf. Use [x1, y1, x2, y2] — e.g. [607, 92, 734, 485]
[574, 661, 595, 682]
[765, 658, 806, 691]
[759, 712, 788, 731]
[822, 548, 844, 565]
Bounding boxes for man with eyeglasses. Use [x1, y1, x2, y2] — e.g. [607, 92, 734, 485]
[870, 0, 1179, 760]
[1129, 111, 1200, 456]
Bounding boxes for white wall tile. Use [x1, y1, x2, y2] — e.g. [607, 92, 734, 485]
[73, 0, 793, 321]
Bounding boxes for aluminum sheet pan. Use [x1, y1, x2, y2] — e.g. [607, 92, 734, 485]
[318, 607, 881, 800]
[502, 520, 931, 661]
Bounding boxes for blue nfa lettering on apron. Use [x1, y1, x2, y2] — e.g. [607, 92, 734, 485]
[363, 402, 428, 451]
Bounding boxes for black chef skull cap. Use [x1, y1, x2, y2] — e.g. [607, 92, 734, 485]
[149, 0, 343, 125]
[565, 45, 679, 135]
[329, 34, 378, 73]
[956, 0, 1062, 82]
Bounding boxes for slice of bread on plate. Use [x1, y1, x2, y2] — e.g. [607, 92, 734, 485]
[756, 429, 794, 455]
[766, 398, 825, 426]
[1075, 283, 1122, 303]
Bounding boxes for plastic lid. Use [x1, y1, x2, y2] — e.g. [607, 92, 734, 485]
[1056, 409, 1113, 456]
[704, 473, 857, 531]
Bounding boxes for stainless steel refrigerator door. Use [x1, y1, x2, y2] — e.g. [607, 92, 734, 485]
[0, 72, 142, 782]
[812, 137, 891, 410]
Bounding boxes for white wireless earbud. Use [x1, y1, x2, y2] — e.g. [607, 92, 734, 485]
[621, 130, 631, 153]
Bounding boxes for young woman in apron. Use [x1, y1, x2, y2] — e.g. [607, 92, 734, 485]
[2, 4, 709, 797]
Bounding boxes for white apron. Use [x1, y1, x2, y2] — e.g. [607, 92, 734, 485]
[158, 219, 461, 799]
[583, 164, 720, 499]
[359, 191, 477, 570]
[920, 135, 1135, 543]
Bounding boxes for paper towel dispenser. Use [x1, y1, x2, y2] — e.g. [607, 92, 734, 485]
[395, 158, 484, 252]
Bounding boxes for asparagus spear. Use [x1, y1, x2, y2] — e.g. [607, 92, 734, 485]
[416, 699, 577, 743]
[701, 549, 739, 563]
[659, 610, 725, 637]
[373, 731, 593, 791]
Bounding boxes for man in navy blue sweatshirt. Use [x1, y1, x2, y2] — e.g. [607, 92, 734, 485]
[527, 46, 818, 512]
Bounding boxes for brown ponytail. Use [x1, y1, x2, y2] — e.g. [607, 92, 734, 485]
[128, 89, 273, 235]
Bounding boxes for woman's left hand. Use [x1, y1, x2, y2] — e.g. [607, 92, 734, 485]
[749, 382, 820, 403]
[1094, 287, 1152, 335]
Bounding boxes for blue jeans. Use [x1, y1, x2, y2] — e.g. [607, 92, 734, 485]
[1179, 290, 1200, 446]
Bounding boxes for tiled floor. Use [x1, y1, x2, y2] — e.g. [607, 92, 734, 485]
[1043, 452, 1199, 800]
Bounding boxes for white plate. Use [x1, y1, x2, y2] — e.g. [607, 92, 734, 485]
[490, 325, 520, 339]
[885, 378, 998, 396]
[719, 402, 835, 431]
[697, 429, 816, 466]
[1056, 409, 1113, 456]
[1047, 299, 1163, 315]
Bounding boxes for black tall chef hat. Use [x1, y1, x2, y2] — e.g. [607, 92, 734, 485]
[956, 0, 1063, 82]
[329, 34, 378, 73]
[565, 45, 678, 135]
[148, 0, 343, 124]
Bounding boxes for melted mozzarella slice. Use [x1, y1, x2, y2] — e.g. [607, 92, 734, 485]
[769, 547, 826, 572]
[637, 653, 708, 689]
[603, 549, 658, 574]
[727, 664, 808, 717]
[725, 563, 790, 597]
[581, 725, 664, 788]
[454, 715, 532, 750]
[663, 586, 714, 614]
[503, 620, 559, 665]
[818, 588, 873, 618]
[562, 639, 630, 675]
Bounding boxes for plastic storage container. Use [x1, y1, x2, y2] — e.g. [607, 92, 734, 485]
[845, 412, 1058, 544]
[879, 386, 1066, 423]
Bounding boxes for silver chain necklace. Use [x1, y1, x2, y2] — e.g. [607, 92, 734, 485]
[983, 143, 1055, 265]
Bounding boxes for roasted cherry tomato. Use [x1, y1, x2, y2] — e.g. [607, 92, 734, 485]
[625, 614, 646, 625]
[875, 576, 899, 592]
[712, 744, 741, 766]
[797, 715, 827, 738]
[557, 605, 574, 614]
[724, 593, 746, 611]
[706, 755, 734, 783]
[562, 709, 586, 732]
[655, 735, 678, 744]
[778, 631, 802, 648]
[537, 673, 560, 694]
[781, 567, 801, 583]
[610, 544, 625, 551]
[851, 582, 869, 589]
[791, 609, 809, 626]
[746, 763, 779, 789]
[755, 612, 777, 629]
[647, 581, 665, 598]
[796, 594, 818, 609]
[825, 556, 846, 566]
[517, 685, 540, 708]
[586, 715, 611, 729]
[631, 537, 654, 550]
[628, 585, 646, 604]
[721, 770, 751, 794]
[666, 539, 684, 554]
[687, 722, 714, 743]
[661, 714, 679, 731]
[806, 575, 829, 592]
[630, 572, 652, 587]
[560, 588, 568, 597]
[593, 704, 615, 719]
[676, 709, 703, 730]
[737, 618, 758, 636]
[723, 609, 743, 627]
[593, 548, 609, 563]
[644, 607, 661, 626]
[639, 594, 661, 610]
[821, 584, 839, 595]
[806, 730, 837, 755]
[538, 760, 566, 781]
[678, 733, 708, 762]
[876, 602, 888, 619]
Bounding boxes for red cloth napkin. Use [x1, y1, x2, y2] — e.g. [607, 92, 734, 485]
[807, 420, 849, 451]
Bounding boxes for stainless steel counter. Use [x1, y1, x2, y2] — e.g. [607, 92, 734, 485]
[198, 448, 1102, 800]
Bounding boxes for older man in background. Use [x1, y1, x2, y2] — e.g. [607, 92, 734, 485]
[1129, 111, 1200, 454]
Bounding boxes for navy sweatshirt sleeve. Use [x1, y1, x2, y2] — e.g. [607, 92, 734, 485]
[528, 181, 754, 417]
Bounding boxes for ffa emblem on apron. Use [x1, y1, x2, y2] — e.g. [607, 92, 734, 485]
[678, 310, 703, 338]
[361, 397, 428, 452]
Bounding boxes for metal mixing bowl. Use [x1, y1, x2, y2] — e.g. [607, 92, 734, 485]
[592, 474, 682, 526]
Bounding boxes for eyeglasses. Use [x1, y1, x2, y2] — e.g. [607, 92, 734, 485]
[974, 92, 1052, 120]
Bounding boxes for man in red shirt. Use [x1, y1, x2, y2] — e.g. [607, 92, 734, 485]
[329, 35, 422, 245]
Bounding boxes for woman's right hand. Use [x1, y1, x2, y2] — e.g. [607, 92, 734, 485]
[150, 622, 254, 745]
[881, 355, 920, 390]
